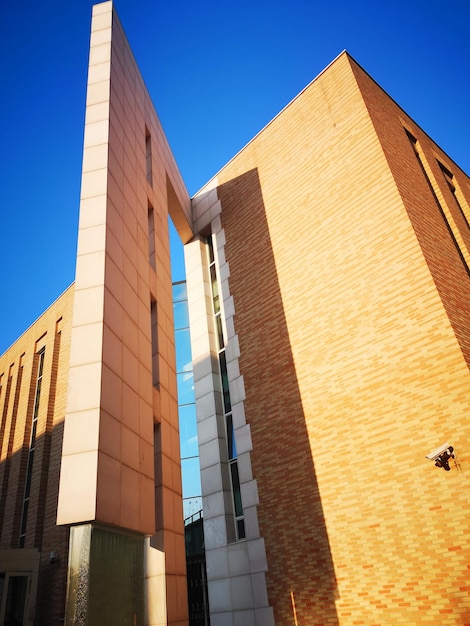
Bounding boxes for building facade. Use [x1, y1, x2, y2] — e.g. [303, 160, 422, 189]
[0, 287, 74, 625]
[187, 52, 470, 625]
[1, 2, 469, 625]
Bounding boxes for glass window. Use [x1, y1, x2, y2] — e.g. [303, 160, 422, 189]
[230, 462, 243, 518]
[181, 457, 202, 499]
[177, 372, 195, 406]
[183, 496, 203, 521]
[175, 329, 192, 374]
[173, 300, 189, 330]
[172, 281, 187, 303]
[179, 404, 199, 458]
[226, 413, 237, 460]
[219, 352, 231, 414]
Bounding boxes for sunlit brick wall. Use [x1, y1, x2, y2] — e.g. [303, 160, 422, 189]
[200, 52, 470, 625]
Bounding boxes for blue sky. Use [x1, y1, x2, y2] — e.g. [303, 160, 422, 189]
[0, 0, 469, 354]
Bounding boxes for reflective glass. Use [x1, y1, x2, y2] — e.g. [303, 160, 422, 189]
[177, 372, 195, 405]
[179, 404, 199, 458]
[216, 315, 224, 350]
[173, 300, 189, 330]
[172, 281, 187, 303]
[182, 457, 202, 498]
[183, 496, 203, 521]
[37, 349, 45, 378]
[219, 352, 231, 413]
[175, 328, 192, 373]
[208, 237, 215, 264]
[236, 519, 246, 540]
[230, 461, 243, 517]
[210, 265, 220, 313]
[226, 413, 237, 460]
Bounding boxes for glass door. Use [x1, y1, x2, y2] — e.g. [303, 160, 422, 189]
[0, 572, 30, 626]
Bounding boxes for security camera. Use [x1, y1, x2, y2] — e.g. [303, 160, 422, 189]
[426, 442, 451, 461]
[426, 443, 455, 471]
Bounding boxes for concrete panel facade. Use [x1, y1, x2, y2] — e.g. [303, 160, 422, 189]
[55, 3, 192, 625]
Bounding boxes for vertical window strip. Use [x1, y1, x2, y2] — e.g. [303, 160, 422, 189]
[405, 130, 470, 276]
[153, 422, 163, 549]
[173, 281, 202, 521]
[148, 204, 156, 271]
[2, 359, 24, 517]
[150, 300, 159, 387]
[35, 326, 61, 547]
[207, 236, 245, 540]
[437, 160, 470, 231]
[0, 368, 14, 459]
[19, 347, 45, 548]
[145, 127, 153, 187]
[0, 367, 15, 536]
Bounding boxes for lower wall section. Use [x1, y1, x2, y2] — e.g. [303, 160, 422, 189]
[65, 524, 145, 625]
[0, 549, 40, 626]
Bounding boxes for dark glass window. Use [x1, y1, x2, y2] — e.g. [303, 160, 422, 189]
[219, 352, 231, 414]
[226, 414, 237, 460]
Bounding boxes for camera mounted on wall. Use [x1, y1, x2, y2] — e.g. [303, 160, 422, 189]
[426, 442, 455, 471]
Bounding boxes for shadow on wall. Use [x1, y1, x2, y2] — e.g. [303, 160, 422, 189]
[0, 426, 149, 626]
[217, 169, 339, 624]
[0, 427, 69, 625]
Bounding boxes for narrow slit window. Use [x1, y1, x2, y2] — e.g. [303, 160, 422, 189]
[151, 300, 159, 387]
[437, 160, 470, 230]
[19, 347, 45, 547]
[405, 129, 470, 276]
[148, 204, 156, 270]
[145, 127, 153, 186]
[207, 235, 246, 540]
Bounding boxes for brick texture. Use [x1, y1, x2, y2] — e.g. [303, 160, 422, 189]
[0, 285, 74, 624]
[213, 52, 470, 625]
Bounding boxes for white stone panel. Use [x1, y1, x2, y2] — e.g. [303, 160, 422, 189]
[251, 572, 270, 608]
[255, 608, 275, 626]
[205, 546, 229, 579]
[234, 611, 256, 626]
[196, 414, 219, 445]
[230, 575, 254, 611]
[209, 612, 234, 626]
[199, 438, 223, 470]
[234, 424, 253, 455]
[240, 479, 259, 509]
[247, 538, 268, 573]
[203, 515, 229, 550]
[228, 543, 250, 576]
[195, 393, 217, 421]
[208, 578, 232, 613]
[200, 464, 224, 495]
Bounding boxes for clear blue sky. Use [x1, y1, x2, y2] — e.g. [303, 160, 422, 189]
[0, 0, 469, 354]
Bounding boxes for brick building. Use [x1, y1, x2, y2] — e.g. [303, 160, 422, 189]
[187, 51, 470, 626]
[0, 2, 469, 625]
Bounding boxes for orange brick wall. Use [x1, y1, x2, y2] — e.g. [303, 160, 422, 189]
[213, 53, 470, 625]
[0, 284, 74, 624]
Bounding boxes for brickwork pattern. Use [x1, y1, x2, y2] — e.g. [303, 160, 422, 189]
[0, 285, 74, 624]
[209, 53, 470, 625]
